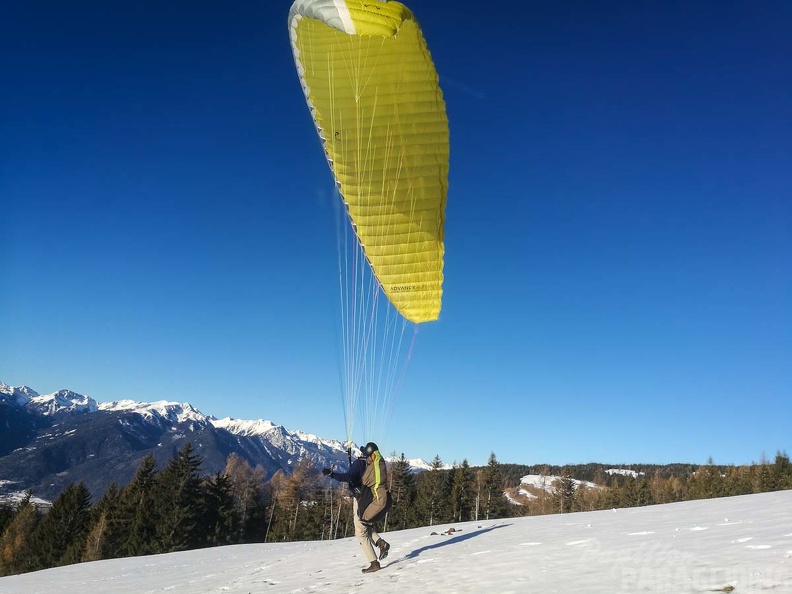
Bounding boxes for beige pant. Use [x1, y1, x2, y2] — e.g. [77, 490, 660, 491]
[353, 497, 381, 563]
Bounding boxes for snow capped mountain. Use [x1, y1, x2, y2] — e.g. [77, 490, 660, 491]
[98, 400, 210, 428]
[29, 389, 98, 414]
[246, 423, 350, 467]
[211, 417, 278, 436]
[0, 381, 40, 407]
[0, 379, 445, 503]
[385, 456, 435, 472]
[0, 382, 424, 470]
[2, 383, 98, 414]
[291, 428, 341, 449]
[3, 383, 304, 442]
[207, 418, 350, 459]
[1, 380, 426, 499]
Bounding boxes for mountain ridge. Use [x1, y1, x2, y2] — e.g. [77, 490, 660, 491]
[0, 380, 431, 502]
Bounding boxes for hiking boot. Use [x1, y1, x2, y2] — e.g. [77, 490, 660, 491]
[375, 539, 390, 560]
[362, 561, 381, 574]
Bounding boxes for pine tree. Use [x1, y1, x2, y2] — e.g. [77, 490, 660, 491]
[754, 461, 774, 493]
[203, 473, 240, 547]
[604, 477, 622, 509]
[416, 456, 445, 526]
[387, 453, 417, 531]
[724, 467, 753, 496]
[243, 485, 270, 544]
[482, 453, 508, 520]
[620, 477, 638, 507]
[450, 460, 474, 522]
[634, 477, 653, 507]
[554, 469, 576, 513]
[771, 451, 792, 490]
[61, 525, 98, 565]
[88, 482, 122, 559]
[154, 443, 204, 552]
[0, 495, 40, 576]
[687, 460, 724, 500]
[0, 504, 13, 537]
[118, 454, 160, 557]
[28, 482, 92, 571]
[439, 460, 456, 522]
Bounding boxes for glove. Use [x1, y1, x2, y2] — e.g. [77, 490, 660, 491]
[322, 468, 332, 476]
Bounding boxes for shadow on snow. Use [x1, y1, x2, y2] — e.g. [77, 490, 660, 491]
[390, 524, 510, 565]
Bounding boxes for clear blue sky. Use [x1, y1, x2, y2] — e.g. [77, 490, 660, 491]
[2, 1, 790, 467]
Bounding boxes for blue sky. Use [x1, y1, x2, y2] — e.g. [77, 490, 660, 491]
[2, 1, 790, 467]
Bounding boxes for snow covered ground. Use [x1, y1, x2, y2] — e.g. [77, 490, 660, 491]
[520, 474, 600, 492]
[0, 482, 50, 508]
[1, 490, 791, 594]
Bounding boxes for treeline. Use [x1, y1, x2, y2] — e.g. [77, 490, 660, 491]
[0, 448, 511, 577]
[1, 448, 791, 578]
[516, 452, 792, 516]
[0, 444, 271, 576]
[498, 462, 721, 488]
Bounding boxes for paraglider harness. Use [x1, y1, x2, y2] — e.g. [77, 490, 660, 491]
[346, 446, 392, 523]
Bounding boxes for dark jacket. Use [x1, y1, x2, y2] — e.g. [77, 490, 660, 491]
[328, 457, 367, 495]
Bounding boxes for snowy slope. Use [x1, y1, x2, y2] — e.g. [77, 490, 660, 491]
[1, 491, 790, 593]
[607, 468, 645, 478]
[521, 474, 600, 492]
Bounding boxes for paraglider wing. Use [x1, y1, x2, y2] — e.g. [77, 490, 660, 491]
[288, 0, 449, 323]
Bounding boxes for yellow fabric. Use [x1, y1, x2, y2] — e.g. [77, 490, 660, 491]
[372, 450, 382, 498]
[291, 0, 449, 323]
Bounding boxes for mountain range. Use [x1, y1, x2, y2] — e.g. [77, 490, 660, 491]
[0, 381, 430, 502]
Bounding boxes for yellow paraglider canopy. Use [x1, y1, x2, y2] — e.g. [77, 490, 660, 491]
[288, 0, 449, 323]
